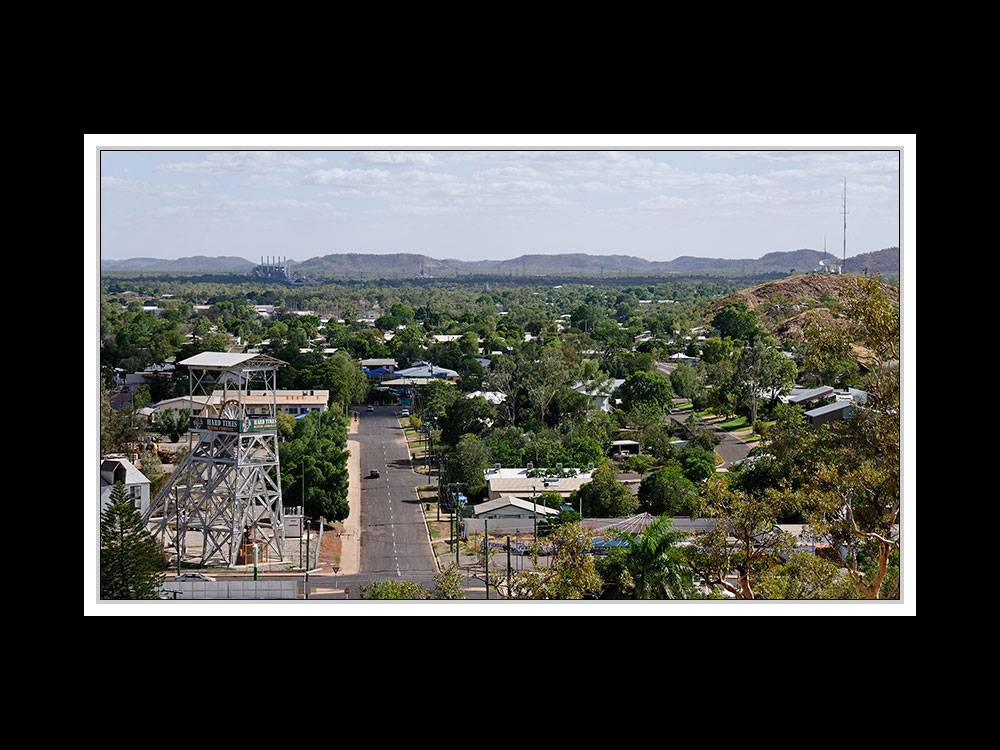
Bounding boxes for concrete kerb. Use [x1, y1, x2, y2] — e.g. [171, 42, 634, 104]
[340, 417, 361, 576]
[399, 412, 442, 574]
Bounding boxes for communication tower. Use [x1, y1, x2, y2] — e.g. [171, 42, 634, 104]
[841, 178, 848, 268]
[144, 352, 288, 567]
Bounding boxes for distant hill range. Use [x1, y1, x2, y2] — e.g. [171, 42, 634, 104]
[100, 255, 257, 273]
[100, 247, 899, 278]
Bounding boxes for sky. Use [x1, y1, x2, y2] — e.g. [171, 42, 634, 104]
[94, 136, 905, 263]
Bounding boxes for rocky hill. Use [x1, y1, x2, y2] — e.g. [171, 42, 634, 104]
[843, 247, 900, 275]
[711, 272, 900, 344]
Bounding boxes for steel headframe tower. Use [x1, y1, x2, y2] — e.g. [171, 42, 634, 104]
[144, 352, 288, 567]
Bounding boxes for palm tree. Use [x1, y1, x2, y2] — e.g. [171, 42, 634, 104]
[606, 516, 696, 599]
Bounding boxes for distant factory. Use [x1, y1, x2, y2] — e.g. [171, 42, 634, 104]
[252, 256, 291, 280]
[251, 256, 321, 286]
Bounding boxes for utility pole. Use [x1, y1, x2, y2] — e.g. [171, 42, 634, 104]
[506, 535, 512, 594]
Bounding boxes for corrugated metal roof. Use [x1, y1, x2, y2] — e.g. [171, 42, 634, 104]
[805, 400, 853, 417]
[786, 386, 834, 403]
[178, 352, 287, 369]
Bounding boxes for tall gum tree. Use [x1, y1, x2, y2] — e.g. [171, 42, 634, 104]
[794, 274, 901, 599]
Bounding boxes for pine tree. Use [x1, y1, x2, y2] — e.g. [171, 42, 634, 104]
[100, 482, 166, 599]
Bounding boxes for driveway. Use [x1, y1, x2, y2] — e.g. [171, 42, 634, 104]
[667, 408, 752, 470]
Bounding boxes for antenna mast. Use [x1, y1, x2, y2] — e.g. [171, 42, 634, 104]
[841, 178, 848, 272]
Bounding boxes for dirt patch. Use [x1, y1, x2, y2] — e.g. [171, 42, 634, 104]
[304, 520, 344, 569]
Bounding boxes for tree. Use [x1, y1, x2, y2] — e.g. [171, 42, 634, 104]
[638, 466, 698, 516]
[296, 352, 369, 410]
[685, 477, 797, 600]
[616, 370, 673, 413]
[678, 443, 717, 484]
[525, 349, 570, 424]
[493, 522, 602, 599]
[417, 378, 458, 422]
[572, 463, 638, 518]
[101, 383, 143, 454]
[756, 552, 861, 600]
[100, 482, 166, 599]
[432, 563, 467, 599]
[359, 578, 429, 599]
[441, 434, 491, 500]
[711, 302, 760, 343]
[734, 339, 797, 434]
[278, 411, 350, 521]
[439, 395, 493, 445]
[486, 354, 523, 427]
[670, 364, 702, 401]
[788, 274, 900, 599]
[623, 453, 656, 476]
[700, 336, 734, 365]
[156, 408, 189, 443]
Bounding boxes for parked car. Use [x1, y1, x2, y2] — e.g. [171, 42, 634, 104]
[174, 573, 216, 582]
[367, 469, 381, 479]
[401, 409, 410, 417]
[367, 404, 375, 412]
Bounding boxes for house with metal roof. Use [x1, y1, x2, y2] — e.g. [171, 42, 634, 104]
[805, 399, 855, 428]
[466, 391, 506, 405]
[483, 467, 593, 500]
[571, 379, 625, 412]
[100, 457, 151, 515]
[781, 386, 835, 408]
[472, 496, 562, 520]
[394, 361, 459, 380]
[360, 358, 398, 371]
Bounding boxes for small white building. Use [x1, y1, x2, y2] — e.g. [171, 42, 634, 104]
[669, 353, 701, 365]
[464, 495, 564, 537]
[472, 496, 562, 520]
[100, 458, 151, 515]
[610, 439, 641, 456]
[466, 391, 506, 405]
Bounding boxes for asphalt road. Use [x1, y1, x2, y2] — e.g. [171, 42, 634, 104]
[356, 407, 437, 577]
[667, 408, 752, 468]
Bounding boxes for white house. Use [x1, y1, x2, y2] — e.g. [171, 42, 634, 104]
[100, 458, 151, 515]
[472, 496, 562, 520]
[394, 362, 459, 380]
[464, 496, 564, 537]
[467, 391, 506, 405]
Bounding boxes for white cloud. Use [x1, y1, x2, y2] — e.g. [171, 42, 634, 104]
[350, 151, 444, 167]
[636, 195, 695, 210]
[101, 176, 199, 199]
[302, 167, 391, 186]
[156, 151, 325, 174]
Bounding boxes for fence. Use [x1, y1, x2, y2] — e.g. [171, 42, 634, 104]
[160, 579, 300, 600]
